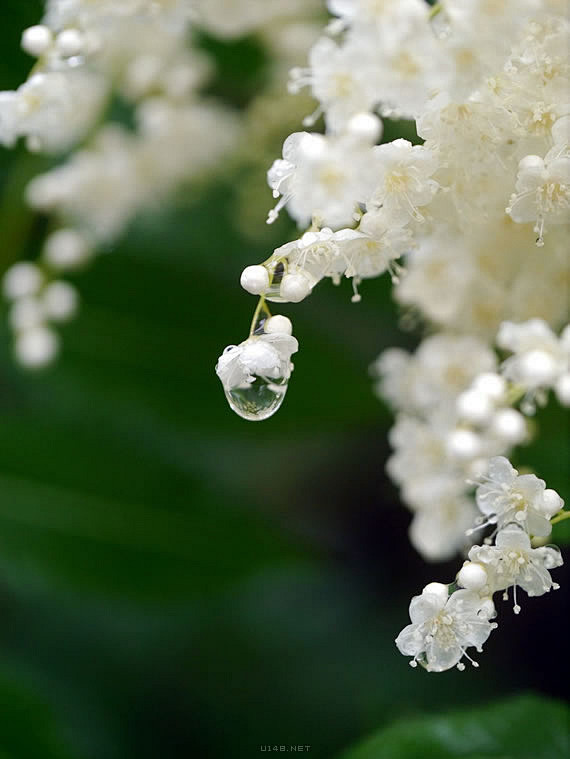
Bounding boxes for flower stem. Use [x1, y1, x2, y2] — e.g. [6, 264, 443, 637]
[429, 3, 442, 20]
[249, 297, 271, 336]
[551, 510, 570, 526]
[505, 383, 527, 406]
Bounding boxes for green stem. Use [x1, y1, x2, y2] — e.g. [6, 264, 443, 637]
[505, 383, 527, 406]
[249, 297, 271, 336]
[551, 510, 570, 526]
[429, 2, 443, 20]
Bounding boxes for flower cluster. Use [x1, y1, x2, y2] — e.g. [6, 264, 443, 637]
[217, 1, 569, 669]
[396, 456, 564, 672]
[372, 320, 569, 561]
[1, 0, 322, 367]
[218, 1, 568, 397]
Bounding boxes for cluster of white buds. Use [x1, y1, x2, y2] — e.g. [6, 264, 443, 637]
[1, 0, 322, 366]
[217, 1, 570, 671]
[397, 456, 564, 672]
[374, 319, 569, 563]
[456, 373, 527, 448]
[2, 261, 78, 368]
[373, 330, 531, 562]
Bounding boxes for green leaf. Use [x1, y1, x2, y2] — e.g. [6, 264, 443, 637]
[0, 671, 74, 759]
[338, 694, 570, 759]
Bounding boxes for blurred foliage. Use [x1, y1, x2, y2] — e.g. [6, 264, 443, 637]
[196, 31, 271, 108]
[340, 694, 570, 759]
[0, 2, 568, 758]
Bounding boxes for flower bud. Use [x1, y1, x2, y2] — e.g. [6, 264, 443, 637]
[540, 488, 564, 518]
[472, 372, 506, 401]
[446, 429, 481, 460]
[3, 262, 43, 300]
[56, 29, 84, 58]
[518, 349, 558, 386]
[518, 154, 544, 172]
[240, 265, 269, 295]
[346, 113, 383, 143]
[21, 25, 53, 57]
[298, 133, 327, 161]
[43, 229, 92, 270]
[279, 273, 311, 303]
[264, 315, 293, 335]
[9, 298, 44, 332]
[42, 281, 79, 322]
[422, 582, 448, 603]
[457, 562, 488, 591]
[490, 408, 527, 444]
[457, 389, 494, 425]
[14, 326, 59, 368]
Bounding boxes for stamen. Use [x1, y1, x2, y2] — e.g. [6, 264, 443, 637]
[513, 584, 521, 614]
[463, 650, 480, 668]
[302, 105, 324, 128]
[267, 195, 289, 225]
[351, 277, 362, 303]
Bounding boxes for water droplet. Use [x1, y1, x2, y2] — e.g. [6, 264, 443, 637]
[225, 376, 288, 421]
[263, 260, 287, 302]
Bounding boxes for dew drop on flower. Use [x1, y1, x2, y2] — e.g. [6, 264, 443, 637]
[263, 259, 286, 302]
[224, 376, 289, 421]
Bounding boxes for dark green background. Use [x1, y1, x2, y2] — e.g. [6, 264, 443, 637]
[0, 3, 568, 757]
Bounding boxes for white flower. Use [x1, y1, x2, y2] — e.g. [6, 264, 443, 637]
[266, 131, 378, 228]
[469, 524, 563, 613]
[342, 210, 412, 280]
[327, 0, 428, 27]
[395, 588, 497, 671]
[289, 37, 379, 131]
[215, 334, 298, 392]
[396, 220, 569, 338]
[386, 414, 450, 494]
[408, 480, 478, 562]
[369, 139, 439, 225]
[268, 219, 410, 303]
[507, 149, 570, 245]
[475, 456, 557, 538]
[7, 71, 108, 153]
[369, 18, 449, 120]
[270, 227, 349, 292]
[497, 319, 569, 392]
[374, 333, 497, 416]
[417, 92, 513, 172]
